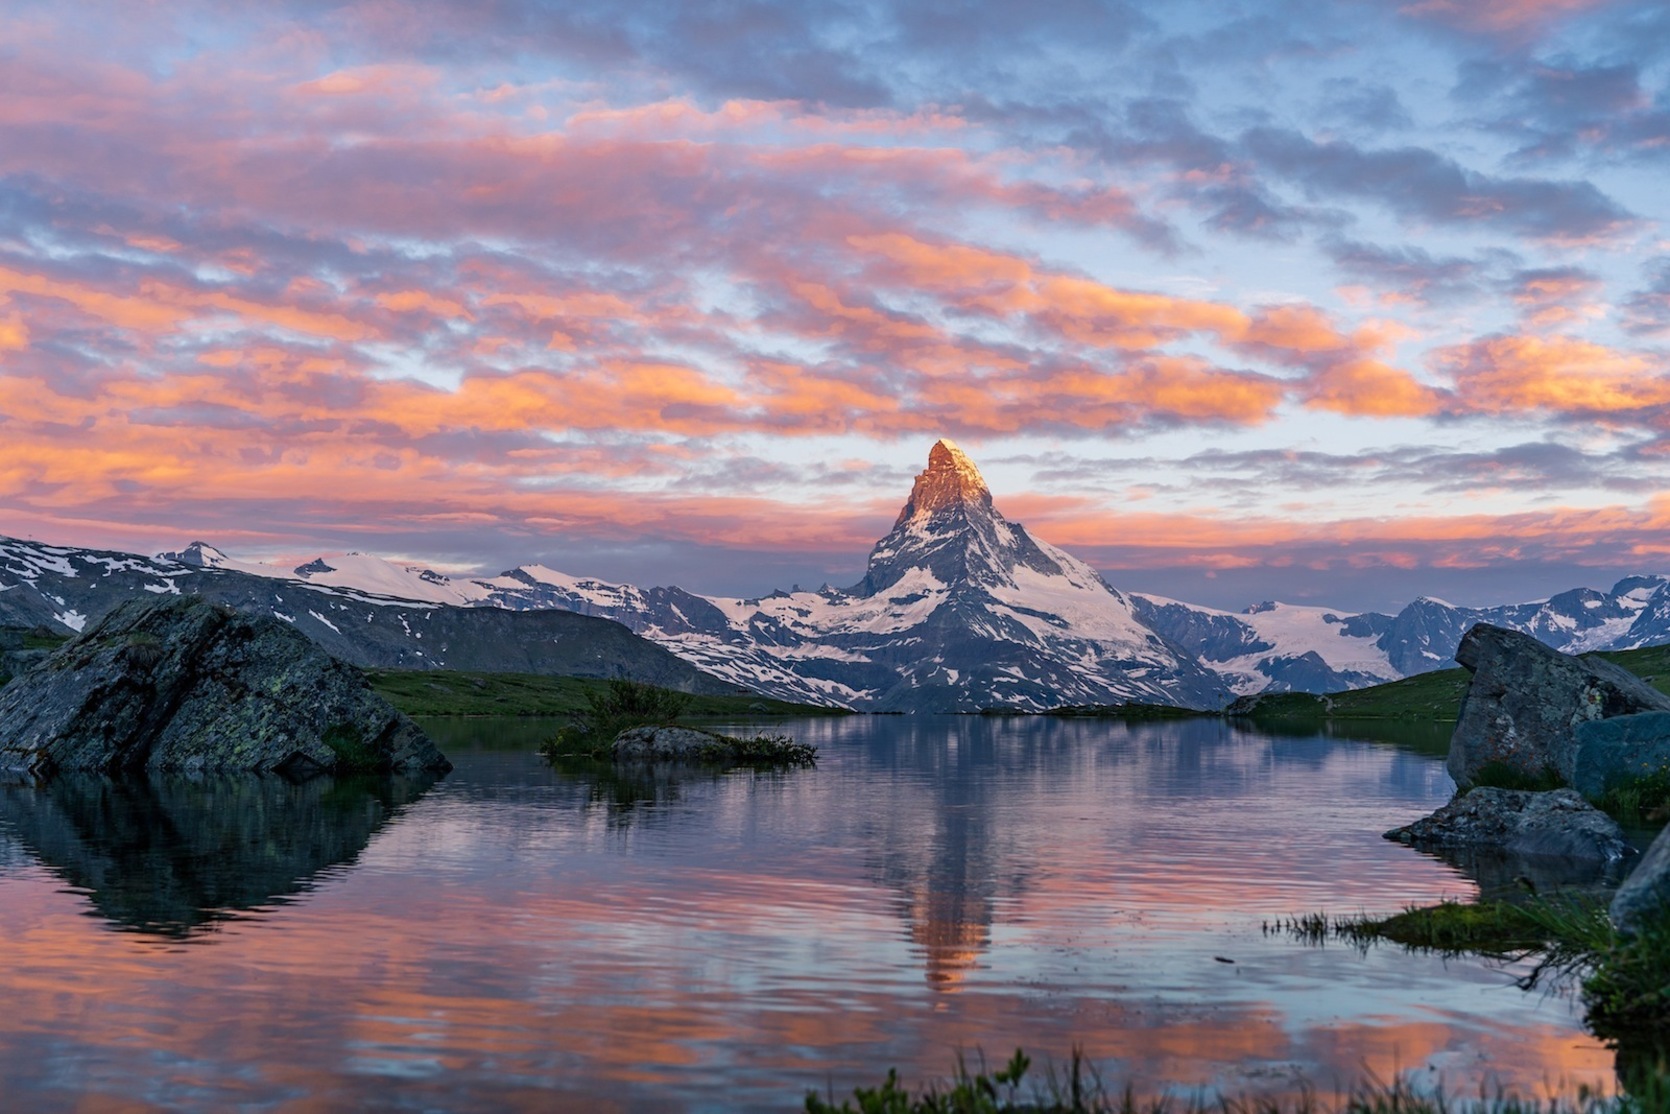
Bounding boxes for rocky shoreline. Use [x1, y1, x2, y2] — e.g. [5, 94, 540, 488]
[1383, 622, 1670, 934]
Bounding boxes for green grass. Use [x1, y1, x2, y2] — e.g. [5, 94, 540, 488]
[536, 678, 819, 768]
[805, 1047, 1664, 1112]
[1272, 896, 1670, 1095]
[363, 668, 841, 719]
[1266, 899, 1573, 957]
[1594, 765, 1670, 827]
[320, 723, 381, 772]
[1232, 643, 1670, 727]
[1465, 760, 1568, 793]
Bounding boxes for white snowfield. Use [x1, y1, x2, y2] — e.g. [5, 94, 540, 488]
[1133, 593, 1400, 695]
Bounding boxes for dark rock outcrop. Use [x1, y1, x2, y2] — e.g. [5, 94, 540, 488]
[0, 597, 450, 777]
[1384, 787, 1634, 864]
[1447, 624, 1670, 789]
[1611, 822, 1670, 936]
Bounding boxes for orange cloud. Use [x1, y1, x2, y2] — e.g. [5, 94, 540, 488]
[1439, 334, 1668, 416]
[375, 290, 474, 319]
[0, 314, 27, 351]
[1397, 0, 1614, 33]
[1303, 358, 1447, 417]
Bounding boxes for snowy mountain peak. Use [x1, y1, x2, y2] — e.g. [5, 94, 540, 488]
[857, 441, 1071, 598]
[893, 439, 994, 527]
[157, 541, 231, 568]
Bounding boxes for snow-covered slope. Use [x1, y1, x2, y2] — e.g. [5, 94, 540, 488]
[1131, 596, 1399, 696]
[13, 443, 1670, 710]
[1, 537, 732, 692]
[463, 440, 1229, 710]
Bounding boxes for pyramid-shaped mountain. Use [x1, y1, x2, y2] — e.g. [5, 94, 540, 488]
[449, 440, 1233, 711]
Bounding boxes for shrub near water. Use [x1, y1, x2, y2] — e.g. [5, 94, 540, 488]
[541, 678, 691, 760]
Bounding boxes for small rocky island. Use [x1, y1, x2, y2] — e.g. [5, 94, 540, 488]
[0, 596, 450, 778]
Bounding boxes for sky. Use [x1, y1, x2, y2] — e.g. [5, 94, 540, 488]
[1, 0, 1669, 613]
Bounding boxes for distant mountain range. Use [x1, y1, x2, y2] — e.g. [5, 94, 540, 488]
[5, 439, 1670, 712]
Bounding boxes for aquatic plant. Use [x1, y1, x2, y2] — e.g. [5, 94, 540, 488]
[805, 1047, 1661, 1112]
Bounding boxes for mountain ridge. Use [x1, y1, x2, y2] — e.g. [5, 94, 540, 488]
[8, 442, 1670, 711]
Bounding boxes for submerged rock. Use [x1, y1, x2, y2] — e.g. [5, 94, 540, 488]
[1447, 624, 1670, 790]
[1384, 787, 1634, 864]
[1611, 821, 1670, 937]
[0, 596, 450, 777]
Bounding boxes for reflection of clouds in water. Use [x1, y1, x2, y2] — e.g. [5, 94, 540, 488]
[0, 718, 1619, 1110]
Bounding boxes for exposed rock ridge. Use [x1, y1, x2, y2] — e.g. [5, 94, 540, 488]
[892, 439, 994, 527]
[856, 440, 1076, 599]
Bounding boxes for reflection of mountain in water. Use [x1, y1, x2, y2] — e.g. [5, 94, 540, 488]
[0, 772, 438, 937]
[806, 714, 1455, 992]
[857, 720, 1030, 991]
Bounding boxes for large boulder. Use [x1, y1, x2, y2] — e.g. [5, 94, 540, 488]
[1612, 823, 1670, 937]
[1384, 787, 1634, 864]
[0, 597, 450, 778]
[1569, 711, 1670, 800]
[1447, 624, 1670, 789]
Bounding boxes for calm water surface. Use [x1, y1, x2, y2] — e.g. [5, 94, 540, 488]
[0, 716, 1617, 1111]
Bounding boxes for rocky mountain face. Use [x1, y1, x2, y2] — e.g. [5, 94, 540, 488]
[6, 441, 1670, 710]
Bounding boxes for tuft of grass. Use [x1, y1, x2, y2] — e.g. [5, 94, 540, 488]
[1594, 765, 1670, 827]
[321, 722, 381, 772]
[805, 1047, 1661, 1112]
[1466, 761, 1568, 794]
[1583, 914, 1670, 1039]
[1267, 896, 1612, 961]
[693, 731, 817, 767]
[1272, 896, 1670, 1102]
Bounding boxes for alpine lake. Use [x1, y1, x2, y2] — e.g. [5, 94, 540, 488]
[0, 713, 1640, 1111]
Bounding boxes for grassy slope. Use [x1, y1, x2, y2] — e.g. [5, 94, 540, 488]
[364, 668, 844, 718]
[1243, 643, 1670, 724]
